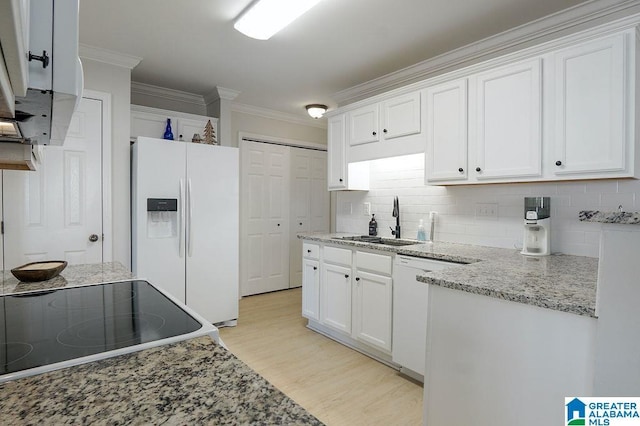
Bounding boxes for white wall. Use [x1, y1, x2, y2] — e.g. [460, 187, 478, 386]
[82, 58, 132, 267]
[131, 91, 206, 116]
[231, 111, 327, 148]
[336, 153, 639, 257]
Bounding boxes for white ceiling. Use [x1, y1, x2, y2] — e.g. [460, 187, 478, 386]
[79, 0, 590, 118]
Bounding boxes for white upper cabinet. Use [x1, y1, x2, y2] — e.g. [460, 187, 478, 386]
[471, 58, 542, 180]
[551, 32, 629, 177]
[381, 91, 422, 140]
[349, 104, 380, 146]
[327, 114, 348, 189]
[425, 79, 468, 182]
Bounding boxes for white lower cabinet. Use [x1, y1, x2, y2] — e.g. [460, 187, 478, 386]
[320, 262, 352, 334]
[301, 258, 320, 321]
[304, 241, 394, 360]
[352, 270, 392, 352]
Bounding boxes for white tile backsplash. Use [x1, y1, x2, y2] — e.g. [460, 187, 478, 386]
[335, 154, 640, 258]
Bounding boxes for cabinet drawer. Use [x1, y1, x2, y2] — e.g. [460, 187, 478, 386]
[303, 242, 320, 260]
[356, 251, 392, 275]
[323, 245, 352, 266]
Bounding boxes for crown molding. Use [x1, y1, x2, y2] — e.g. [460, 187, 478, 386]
[232, 103, 327, 129]
[79, 44, 142, 69]
[203, 86, 241, 104]
[131, 81, 207, 107]
[333, 0, 640, 104]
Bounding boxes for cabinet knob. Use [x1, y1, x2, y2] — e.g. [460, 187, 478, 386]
[307, 249, 312, 253]
[355, 277, 360, 281]
[555, 160, 562, 166]
[339, 178, 343, 182]
[313, 266, 317, 270]
[344, 274, 349, 279]
[458, 168, 464, 173]
[372, 131, 377, 136]
[277, 223, 280, 227]
[383, 129, 388, 133]
[475, 167, 481, 172]
[299, 222, 303, 226]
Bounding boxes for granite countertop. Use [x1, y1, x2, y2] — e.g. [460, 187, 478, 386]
[579, 210, 640, 224]
[0, 336, 322, 425]
[0, 261, 134, 295]
[300, 233, 598, 318]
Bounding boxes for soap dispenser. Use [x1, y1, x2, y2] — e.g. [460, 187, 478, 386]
[417, 219, 427, 241]
[369, 214, 378, 236]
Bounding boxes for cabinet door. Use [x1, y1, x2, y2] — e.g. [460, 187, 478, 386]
[349, 104, 379, 145]
[425, 79, 468, 182]
[302, 258, 320, 320]
[352, 270, 392, 352]
[473, 58, 542, 180]
[381, 92, 421, 140]
[552, 33, 626, 175]
[327, 114, 347, 189]
[320, 263, 352, 334]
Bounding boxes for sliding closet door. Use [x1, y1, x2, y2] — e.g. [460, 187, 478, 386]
[289, 147, 329, 288]
[240, 141, 290, 296]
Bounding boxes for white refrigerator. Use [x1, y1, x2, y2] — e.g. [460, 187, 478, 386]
[132, 136, 239, 325]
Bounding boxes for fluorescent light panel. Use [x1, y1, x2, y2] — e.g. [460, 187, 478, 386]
[234, 0, 324, 40]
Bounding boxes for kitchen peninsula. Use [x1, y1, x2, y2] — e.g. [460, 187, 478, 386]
[0, 263, 322, 425]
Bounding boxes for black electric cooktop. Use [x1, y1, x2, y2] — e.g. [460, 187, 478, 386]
[0, 280, 203, 377]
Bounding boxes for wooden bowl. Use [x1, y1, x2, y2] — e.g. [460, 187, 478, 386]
[11, 261, 68, 282]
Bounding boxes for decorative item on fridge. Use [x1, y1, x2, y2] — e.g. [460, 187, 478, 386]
[203, 120, 217, 145]
[192, 133, 203, 143]
[163, 118, 174, 140]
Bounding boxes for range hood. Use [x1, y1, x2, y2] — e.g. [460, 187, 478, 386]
[0, 0, 83, 147]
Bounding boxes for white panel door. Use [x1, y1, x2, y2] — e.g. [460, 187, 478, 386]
[349, 104, 379, 146]
[289, 148, 329, 288]
[240, 141, 290, 296]
[131, 137, 186, 302]
[185, 144, 238, 323]
[327, 114, 347, 190]
[302, 258, 320, 320]
[3, 97, 103, 269]
[381, 92, 421, 140]
[553, 33, 626, 175]
[426, 79, 468, 182]
[320, 262, 352, 334]
[472, 58, 542, 180]
[352, 270, 392, 352]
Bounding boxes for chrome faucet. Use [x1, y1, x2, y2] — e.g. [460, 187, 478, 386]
[390, 196, 401, 239]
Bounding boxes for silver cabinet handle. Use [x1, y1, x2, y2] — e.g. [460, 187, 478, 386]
[187, 178, 193, 257]
[179, 179, 185, 258]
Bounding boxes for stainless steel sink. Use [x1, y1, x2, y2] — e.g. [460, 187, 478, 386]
[336, 236, 421, 247]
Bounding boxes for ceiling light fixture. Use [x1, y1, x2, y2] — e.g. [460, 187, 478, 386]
[306, 104, 327, 119]
[234, 0, 325, 40]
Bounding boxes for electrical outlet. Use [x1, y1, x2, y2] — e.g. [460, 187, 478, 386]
[475, 203, 498, 218]
[363, 202, 371, 215]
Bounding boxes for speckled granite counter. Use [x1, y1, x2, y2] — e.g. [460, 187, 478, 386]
[0, 261, 134, 295]
[300, 233, 597, 317]
[0, 336, 322, 425]
[579, 210, 640, 224]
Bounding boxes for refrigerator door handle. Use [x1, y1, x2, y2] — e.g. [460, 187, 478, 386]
[188, 178, 194, 257]
[179, 179, 185, 258]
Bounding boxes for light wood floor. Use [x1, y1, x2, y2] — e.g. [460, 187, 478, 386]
[219, 287, 423, 426]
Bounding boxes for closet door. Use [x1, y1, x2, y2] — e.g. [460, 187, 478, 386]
[240, 141, 290, 296]
[289, 148, 329, 288]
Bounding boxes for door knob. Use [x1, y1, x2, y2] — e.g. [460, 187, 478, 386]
[89, 234, 99, 242]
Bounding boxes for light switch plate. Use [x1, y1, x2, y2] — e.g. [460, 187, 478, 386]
[363, 202, 371, 215]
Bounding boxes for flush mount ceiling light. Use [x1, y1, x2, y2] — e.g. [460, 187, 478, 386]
[306, 104, 327, 119]
[234, 0, 324, 40]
